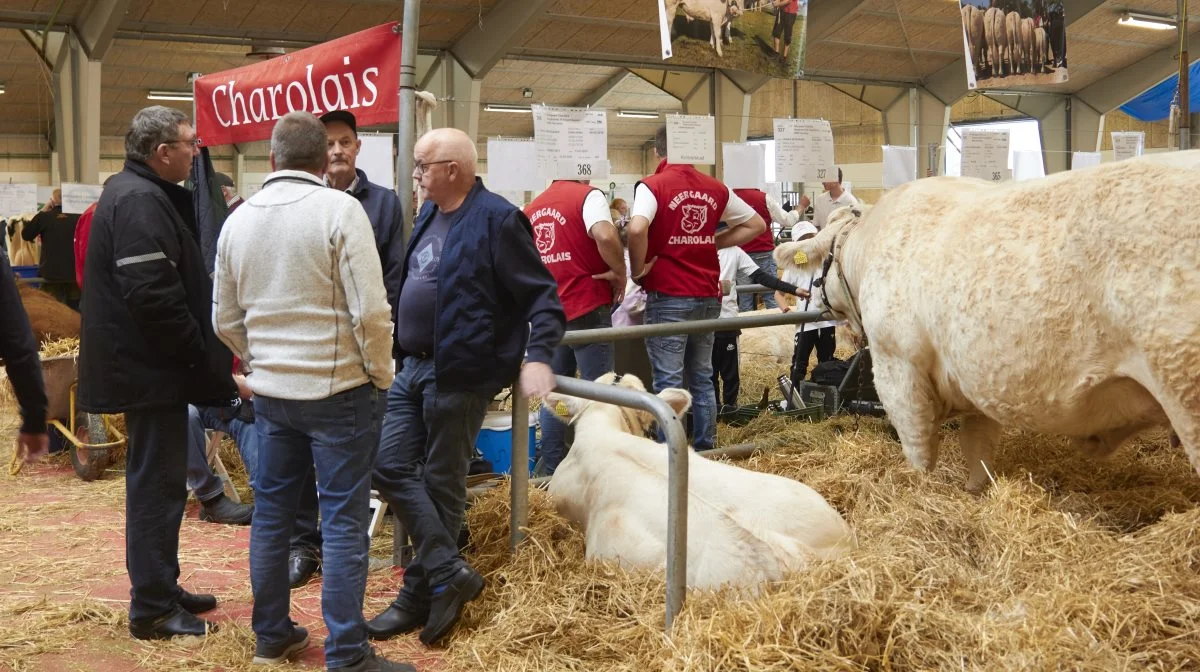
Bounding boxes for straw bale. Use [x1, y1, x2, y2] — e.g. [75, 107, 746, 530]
[448, 416, 1200, 671]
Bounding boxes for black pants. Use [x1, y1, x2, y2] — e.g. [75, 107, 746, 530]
[791, 327, 836, 390]
[711, 331, 741, 409]
[125, 407, 189, 621]
[773, 10, 797, 45]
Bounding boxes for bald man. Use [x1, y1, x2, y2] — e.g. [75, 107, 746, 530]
[367, 128, 565, 646]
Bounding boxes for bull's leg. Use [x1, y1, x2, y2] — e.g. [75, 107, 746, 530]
[959, 414, 1001, 493]
[872, 355, 941, 474]
[711, 18, 723, 57]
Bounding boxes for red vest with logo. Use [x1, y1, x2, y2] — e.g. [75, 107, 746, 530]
[734, 188, 774, 253]
[639, 161, 729, 298]
[524, 181, 611, 321]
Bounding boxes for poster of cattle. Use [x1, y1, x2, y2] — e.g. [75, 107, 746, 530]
[658, 0, 808, 79]
[960, 0, 1067, 90]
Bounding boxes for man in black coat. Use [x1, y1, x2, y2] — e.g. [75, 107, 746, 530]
[79, 105, 237, 641]
[1, 252, 49, 463]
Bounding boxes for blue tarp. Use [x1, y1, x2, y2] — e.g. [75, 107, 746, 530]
[1119, 59, 1200, 122]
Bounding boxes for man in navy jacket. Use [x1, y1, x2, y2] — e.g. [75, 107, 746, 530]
[366, 128, 564, 646]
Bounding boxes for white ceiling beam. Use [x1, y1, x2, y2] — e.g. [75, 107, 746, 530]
[450, 0, 553, 79]
[1076, 34, 1200, 113]
[577, 69, 631, 107]
[74, 0, 132, 60]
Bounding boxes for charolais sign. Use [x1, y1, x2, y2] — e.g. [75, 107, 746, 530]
[194, 22, 400, 146]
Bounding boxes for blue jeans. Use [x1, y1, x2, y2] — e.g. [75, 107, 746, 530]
[186, 404, 259, 495]
[644, 293, 721, 450]
[372, 356, 490, 612]
[536, 305, 614, 474]
[250, 384, 385, 668]
[737, 250, 778, 311]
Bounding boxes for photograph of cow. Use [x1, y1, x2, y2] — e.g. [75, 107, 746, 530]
[660, 0, 808, 79]
[960, 0, 1067, 90]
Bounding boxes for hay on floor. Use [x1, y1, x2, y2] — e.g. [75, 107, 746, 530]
[447, 416, 1200, 671]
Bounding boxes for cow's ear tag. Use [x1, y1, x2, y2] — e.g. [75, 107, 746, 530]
[555, 401, 570, 417]
[793, 250, 808, 265]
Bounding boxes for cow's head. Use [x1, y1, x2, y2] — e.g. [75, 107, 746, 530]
[774, 204, 868, 329]
[544, 372, 692, 438]
[727, 0, 742, 18]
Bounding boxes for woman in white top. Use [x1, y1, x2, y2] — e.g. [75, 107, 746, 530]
[776, 221, 839, 391]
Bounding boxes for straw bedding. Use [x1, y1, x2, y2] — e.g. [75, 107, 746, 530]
[447, 414, 1200, 671]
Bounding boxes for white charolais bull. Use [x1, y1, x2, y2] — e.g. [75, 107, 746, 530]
[545, 373, 855, 590]
[666, 0, 743, 58]
[773, 155, 1200, 492]
[984, 7, 1007, 77]
[962, 4, 986, 78]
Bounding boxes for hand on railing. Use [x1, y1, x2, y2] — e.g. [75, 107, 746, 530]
[519, 361, 557, 399]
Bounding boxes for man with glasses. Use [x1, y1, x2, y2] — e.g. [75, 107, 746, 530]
[366, 128, 564, 645]
[79, 106, 237, 640]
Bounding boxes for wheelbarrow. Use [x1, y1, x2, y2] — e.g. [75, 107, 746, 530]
[40, 355, 125, 481]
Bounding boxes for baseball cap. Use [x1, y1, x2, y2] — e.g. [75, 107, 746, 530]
[792, 221, 818, 240]
[320, 109, 357, 135]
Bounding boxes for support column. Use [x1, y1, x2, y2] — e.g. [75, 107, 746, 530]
[50, 32, 102, 184]
[878, 87, 949, 177]
[421, 52, 481, 142]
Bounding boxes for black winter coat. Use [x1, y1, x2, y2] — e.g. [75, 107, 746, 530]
[78, 159, 236, 413]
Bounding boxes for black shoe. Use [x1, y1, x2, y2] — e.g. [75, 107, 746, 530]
[419, 565, 484, 646]
[252, 623, 309, 665]
[366, 605, 427, 640]
[328, 647, 416, 672]
[288, 548, 321, 589]
[129, 606, 217, 640]
[178, 589, 217, 614]
[199, 493, 253, 525]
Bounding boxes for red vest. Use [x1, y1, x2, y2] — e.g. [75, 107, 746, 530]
[524, 181, 612, 321]
[734, 188, 774, 253]
[639, 161, 729, 298]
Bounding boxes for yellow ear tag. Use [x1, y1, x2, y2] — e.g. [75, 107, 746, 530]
[793, 250, 809, 265]
[555, 401, 570, 417]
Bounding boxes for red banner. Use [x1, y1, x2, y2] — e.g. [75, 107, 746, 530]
[194, 22, 400, 147]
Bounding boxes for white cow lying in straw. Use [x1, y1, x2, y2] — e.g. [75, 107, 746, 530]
[774, 154, 1200, 492]
[545, 373, 855, 590]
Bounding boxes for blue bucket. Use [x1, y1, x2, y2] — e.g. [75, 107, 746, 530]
[475, 411, 537, 476]
[13, 265, 39, 279]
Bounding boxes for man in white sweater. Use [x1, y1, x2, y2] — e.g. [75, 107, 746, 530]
[212, 112, 411, 672]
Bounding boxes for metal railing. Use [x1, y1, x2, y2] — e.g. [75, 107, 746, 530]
[506, 308, 827, 630]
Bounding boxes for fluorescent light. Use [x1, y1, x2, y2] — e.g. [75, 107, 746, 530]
[617, 109, 660, 119]
[147, 89, 194, 101]
[0, 83, 5, 95]
[1118, 12, 1176, 30]
[483, 103, 532, 114]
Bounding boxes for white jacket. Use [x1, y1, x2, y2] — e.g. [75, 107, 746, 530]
[212, 170, 394, 400]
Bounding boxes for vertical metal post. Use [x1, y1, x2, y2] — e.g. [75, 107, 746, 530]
[509, 383, 529, 552]
[397, 0, 420, 245]
[662, 394, 689, 631]
[1180, 0, 1191, 151]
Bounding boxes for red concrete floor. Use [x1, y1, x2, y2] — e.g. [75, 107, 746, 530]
[0, 458, 449, 672]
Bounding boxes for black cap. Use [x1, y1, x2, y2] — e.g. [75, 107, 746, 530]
[320, 109, 357, 135]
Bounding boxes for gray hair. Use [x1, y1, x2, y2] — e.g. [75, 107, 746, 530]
[125, 106, 190, 162]
[271, 112, 328, 173]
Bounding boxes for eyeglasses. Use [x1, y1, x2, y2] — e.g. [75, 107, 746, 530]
[413, 159, 454, 176]
[166, 138, 200, 148]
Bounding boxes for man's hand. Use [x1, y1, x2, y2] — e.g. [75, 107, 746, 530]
[18, 432, 49, 464]
[775, 291, 791, 312]
[519, 362, 556, 399]
[632, 256, 658, 284]
[799, 195, 811, 211]
[233, 373, 253, 400]
[591, 269, 626, 305]
[793, 287, 811, 299]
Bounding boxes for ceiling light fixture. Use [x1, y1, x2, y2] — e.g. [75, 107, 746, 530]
[147, 89, 194, 101]
[0, 83, 6, 95]
[483, 103, 533, 113]
[617, 109, 661, 119]
[1117, 12, 1176, 30]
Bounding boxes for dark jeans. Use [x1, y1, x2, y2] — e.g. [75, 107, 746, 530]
[124, 407, 189, 621]
[711, 331, 741, 408]
[644, 293, 721, 451]
[536, 305, 614, 474]
[186, 404, 259, 495]
[372, 356, 489, 612]
[250, 384, 385, 668]
[791, 326, 837, 388]
[773, 10, 798, 44]
[736, 251, 778, 311]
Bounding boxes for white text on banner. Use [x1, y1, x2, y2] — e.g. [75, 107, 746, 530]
[774, 118, 836, 184]
[721, 143, 766, 190]
[881, 146, 918, 188]
[486, 138, 544, 192]
[666, 114, 716, 165]
[534, 105, 608, 180]
[61, 183, 104, 215]
[0, 184, 38, 218]
[960, 130, 1010, 183]
[1111, 132, 1145, 162]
